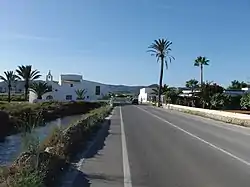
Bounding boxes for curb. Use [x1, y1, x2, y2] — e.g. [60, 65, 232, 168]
[60, 113, 113, 187]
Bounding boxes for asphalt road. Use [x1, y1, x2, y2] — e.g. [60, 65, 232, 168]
[76, 105, 250, 187]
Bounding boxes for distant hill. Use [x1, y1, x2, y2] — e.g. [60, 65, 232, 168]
[148, 84, 158, 88]
[104, 83, 158, 95]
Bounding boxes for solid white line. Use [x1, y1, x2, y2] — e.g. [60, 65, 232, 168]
[136, 106, 250, 167]
[120, 106, 133, 187]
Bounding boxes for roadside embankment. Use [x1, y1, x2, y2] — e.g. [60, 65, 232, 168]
[0, 101, 104, 139]
[163, 104, 250, 127]
[0, 105, 113, 187]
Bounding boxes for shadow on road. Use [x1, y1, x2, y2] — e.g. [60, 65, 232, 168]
[60, 119, 111, 187]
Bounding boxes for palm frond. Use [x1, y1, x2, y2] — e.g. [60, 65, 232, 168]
[147, 38, 175, 70]
[30, 82, 51, 99]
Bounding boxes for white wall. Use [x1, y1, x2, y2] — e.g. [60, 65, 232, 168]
[163, 104, 250, 120]
[29, 78, 112, 103]
[138, 87, 157, 102]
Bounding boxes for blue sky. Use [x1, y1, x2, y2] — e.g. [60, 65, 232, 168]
[0, 0, 250, 87]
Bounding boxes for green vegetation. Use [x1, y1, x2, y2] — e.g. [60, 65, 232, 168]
[185, 79, 199, 93]
[0, 71, 19, 103]
[16, 65, 41, 101]
[0, 101, 103, 139]
[75, 89, 87, 100]
[152, 84, 170, 96]
[194, 56, 209, 85]
[0, 94, 26, 102]
[0, 105, 112, 187]
[160, 80, 250, 111]
[240, 93, 250, 109]
[146, 39, 249, 111]
[30, 82, 52, 99]
[148, 39, 175, 107]
[228, 80, 248, 90]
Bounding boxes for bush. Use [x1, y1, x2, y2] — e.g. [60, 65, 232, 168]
[0, 94, 26, 102]
[240, 94, 250, 109]
[41, 106, 112, 160]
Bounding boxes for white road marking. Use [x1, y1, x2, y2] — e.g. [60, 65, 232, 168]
[120, 106, 133, 187]
[136, 106, 250, 167]
[152, 106, 250, 135]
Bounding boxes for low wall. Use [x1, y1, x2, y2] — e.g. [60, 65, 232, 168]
[163, 104, 250, 127]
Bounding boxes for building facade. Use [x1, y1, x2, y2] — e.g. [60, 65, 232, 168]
[29, 71, 112, 103]
[138, 87, 157, 103]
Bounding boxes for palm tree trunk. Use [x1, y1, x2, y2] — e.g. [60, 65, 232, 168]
[25, 83, 29, 101]
[200, 64, 203, 85]
[8, 85, 11, 103]
[158, 58, 164, 107]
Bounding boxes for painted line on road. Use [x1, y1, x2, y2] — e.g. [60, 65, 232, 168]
[136, 106, 250, 167]
[152, 105, 250, 135]
[120, 106, 133, 187]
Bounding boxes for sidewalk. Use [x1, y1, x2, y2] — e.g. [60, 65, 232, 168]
[72, 107, 124, 187]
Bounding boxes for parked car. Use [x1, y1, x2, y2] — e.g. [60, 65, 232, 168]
[132, 98, 139, 105]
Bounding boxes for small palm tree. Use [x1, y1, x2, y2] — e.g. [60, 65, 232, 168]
[0, 71, 19, 102]
[30, 82, 52, 99]
[75, 89, 87, 100]
[148, 39, 175, 107]
[194, 56, 209, 85]
[152, 84, 170, 95]
[185, 79, 199, 93]
[16, 65, 41, 101]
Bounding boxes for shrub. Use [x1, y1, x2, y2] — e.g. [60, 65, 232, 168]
[0, 101, 103, 139]
[240, 93, 250, 109]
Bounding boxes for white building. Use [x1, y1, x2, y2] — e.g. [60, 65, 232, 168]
[29, 71, 114, 103]
[138, 87, 157, 103]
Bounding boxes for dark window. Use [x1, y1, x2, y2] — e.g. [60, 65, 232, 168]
[87, 96, 89, 99]
[55, 89, 58, 92]
[95, 86, 100, 95]
[66, 95, 72, 100]
[70, 84, 73, 87]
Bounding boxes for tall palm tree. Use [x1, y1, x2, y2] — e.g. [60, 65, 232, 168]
[148, 39, 175, 107]
[185, 79, 199, 93]
[0, 71, 19, 102]
[194, 56, 209, 85]
[16, 65, 41, 100]
[30, 82, 52, 99]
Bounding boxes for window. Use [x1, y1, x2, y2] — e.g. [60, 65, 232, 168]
[66, 95, 72, 100]
[70, 84, 73, 87]
[95, 86, 100, 95]
[87, 96, 89, 99]
[46, 95, 53, 100]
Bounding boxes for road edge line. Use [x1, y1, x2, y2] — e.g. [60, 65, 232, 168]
[120, 106, 133, 187]
[136, 106, 250, 167]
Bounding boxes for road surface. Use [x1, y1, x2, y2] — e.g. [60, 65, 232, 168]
[74, 105, 250, 187]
